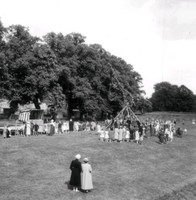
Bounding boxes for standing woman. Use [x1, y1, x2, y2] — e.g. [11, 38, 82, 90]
[49, 119, 55, 136]
[81, 158, 93, 193]
[69, 154, 82, 192]
[25, 121, 31, 136]
[114, 119, 119, 142]
[3, 125, 7, 138]
[118, 118, 124, 143]
[69, 119, 74, 132]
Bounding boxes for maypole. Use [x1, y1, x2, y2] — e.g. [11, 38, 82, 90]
[106, 64, 141, 128]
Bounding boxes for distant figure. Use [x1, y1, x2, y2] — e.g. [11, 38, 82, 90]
[81, 158, 93, 193]
[114, 119, 120, 142]
[49, 120, 55, 136]
[91, 121, 96, 131]
[3, 125, 7, 138]
[64, 121, 69, 133]
[34, 123, 39, 136]
[69, 119, 74, 132]
[118, 119, 123, 142]
[25, 121, 31, 136]
[124, 128, 130, 142]
[135, 127, 140, 144]
[96, 123, 101, 133]
[176, 127, 183, 138]
[69, 154, 82, 192]
[104, 130, 109, 142]
[58, 121, 63, 134]
[74, 121, 80, 132]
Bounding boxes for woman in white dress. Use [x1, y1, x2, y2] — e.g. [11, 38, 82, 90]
[25, 121, 31, 136]
[81, 158, 93, 193]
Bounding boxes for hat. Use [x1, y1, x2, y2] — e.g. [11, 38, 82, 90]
[83, 158, 89, 162]
[75, 154, 81, 159]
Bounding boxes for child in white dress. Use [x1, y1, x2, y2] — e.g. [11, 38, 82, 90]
[135, 129, 140, 144]
[99, 126, 105, 141]
[104, 130, 109, 142]
[125, 129, 130, 142]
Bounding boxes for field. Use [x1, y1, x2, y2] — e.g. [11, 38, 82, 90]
[0, 113, 196, 200]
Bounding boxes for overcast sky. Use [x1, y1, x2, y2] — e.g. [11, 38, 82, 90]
[0, 0, 196, 97]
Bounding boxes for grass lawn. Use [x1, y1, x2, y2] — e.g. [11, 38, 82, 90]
[0, 113, 196, 200]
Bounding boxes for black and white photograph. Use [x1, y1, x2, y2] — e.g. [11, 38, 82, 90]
[0, 0, 196, 200]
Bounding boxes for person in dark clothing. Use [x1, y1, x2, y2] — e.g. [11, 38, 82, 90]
[158, 128, 166, 144]
[129, 124, 135, 141]
[58, 121, 63, 134]
[69, 119, 74, 132]
[34, 124, 39, 136]
[69, 154, 82, 192]
[176, 127, 183, 138]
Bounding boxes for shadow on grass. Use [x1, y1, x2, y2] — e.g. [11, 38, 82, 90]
[64, 181, 72, 190]
[64, 181, 92, 194]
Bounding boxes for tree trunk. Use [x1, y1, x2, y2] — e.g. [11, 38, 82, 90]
[33, 99, 40, 109]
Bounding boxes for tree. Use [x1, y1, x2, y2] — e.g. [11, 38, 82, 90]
[44, 32, 144, 119]
[150, 82, 195, 112]
[0, 20, 145, 118]
[0, 25, 65, 111]
[176, 85, 195, 111]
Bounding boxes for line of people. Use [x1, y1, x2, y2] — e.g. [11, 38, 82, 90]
[97, 118, 188, 145]
[46, 119, 97, 135]
[98, 118, 145, 145]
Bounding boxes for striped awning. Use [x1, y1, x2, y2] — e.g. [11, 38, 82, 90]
[18, 111, 30, 122]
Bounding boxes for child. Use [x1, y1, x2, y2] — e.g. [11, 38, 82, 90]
[108, 129, 113, 142]
[125, 129, 130, 142]
[96, 123, 101, 134]
[104, 130, 109, 142]
[139, 132, 144, 145]
[164, 128, 170, 143]
[135, 128, 140, 144]
[99, 126, 105, 141]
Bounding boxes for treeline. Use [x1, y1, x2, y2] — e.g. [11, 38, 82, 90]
[1, 20, 195, 118]
[0, 20, 151, 119]
[150, 82, 196, 112]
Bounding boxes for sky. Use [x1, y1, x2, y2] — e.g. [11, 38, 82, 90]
[0, 0, 196, 97]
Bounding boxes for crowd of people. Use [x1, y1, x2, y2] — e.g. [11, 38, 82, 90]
[2, 116, 193, 146]
[45, 119, 97, 136]
[97, 117, 190, 145]
[2, 118, 97, 138]
[3, 121, 41, 138]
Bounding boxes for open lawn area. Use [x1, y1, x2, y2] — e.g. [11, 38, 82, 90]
[0, 113, 196, 200]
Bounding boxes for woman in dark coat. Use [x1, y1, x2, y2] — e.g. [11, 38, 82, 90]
[69, 119, 74, 132]
[69, 154, 82, 192]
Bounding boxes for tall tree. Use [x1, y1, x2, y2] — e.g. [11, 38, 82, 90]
[0, 21, 145, 118]
[0, 25, 65, 111]
[150, 82, 195, 112]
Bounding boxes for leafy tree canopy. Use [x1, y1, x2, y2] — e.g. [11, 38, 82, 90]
[0, 20, 148, 119]
[150, 82, 196, 112]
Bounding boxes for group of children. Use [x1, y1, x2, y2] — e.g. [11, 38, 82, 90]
[97, 117, 190, 145]
[97, 118, 145, 144]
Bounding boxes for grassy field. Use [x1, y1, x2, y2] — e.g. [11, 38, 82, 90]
[0, 113, 196, 200]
